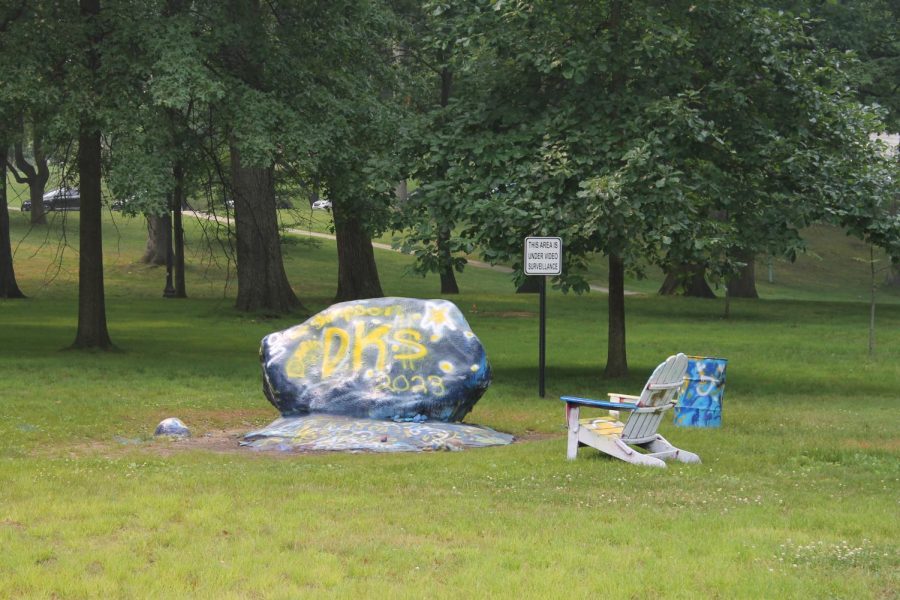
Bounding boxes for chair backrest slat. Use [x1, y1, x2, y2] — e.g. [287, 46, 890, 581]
[623, 411, 664, 440]
[637, 353, 688, 408]
[622, 353, 688, 441]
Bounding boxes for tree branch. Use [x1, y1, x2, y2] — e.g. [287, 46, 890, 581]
[6, 161, 29, 184]
[14, 141, 37, 182]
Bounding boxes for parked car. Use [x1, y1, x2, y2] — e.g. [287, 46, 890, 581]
[311, 199, 332, 210]
[22, 188, 81, 212]
[47, 188, 80, 211]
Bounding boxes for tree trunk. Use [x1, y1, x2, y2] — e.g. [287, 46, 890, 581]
[604, 253, 628, 378]
[72, 126, 113, 348]
[28, 183, 46, 225]
[173, 163, 187, 297]
[30, 136, 49, 225]
[12, 132, 49, 225]
[0, 145, 26, 298]
[142, 215, 168, 265]
[659, 263, 717, 298]
[438, 224, 459, 294]
[230, 146, 303, 314]
[71, 0, 112, 349]
[164, 0, 188, 298]
[726, 250, 759, 299]
[868, 246, 876, 358]
[333, 199, 384, 302]
[435, 65, 459, 295]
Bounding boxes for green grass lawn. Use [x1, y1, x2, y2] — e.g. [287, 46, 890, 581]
[1, 209, 898, 598]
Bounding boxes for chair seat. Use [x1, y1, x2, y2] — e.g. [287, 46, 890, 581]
[580, 416, 624, 437]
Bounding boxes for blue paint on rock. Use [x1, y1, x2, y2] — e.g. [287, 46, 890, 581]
[260, 298, 492, 421]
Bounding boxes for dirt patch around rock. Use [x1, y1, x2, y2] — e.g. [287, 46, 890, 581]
[36, 409, 557, 459]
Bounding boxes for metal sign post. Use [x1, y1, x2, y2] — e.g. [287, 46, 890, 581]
[524, 237, 562, 398]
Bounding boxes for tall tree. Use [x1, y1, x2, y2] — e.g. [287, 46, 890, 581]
[0, 143, 26, 299]
[409, 1, 715, 377]
[220, 0, 303, 313]
[230, 147, 301, 313]
[394, 1, 477, 294]
[301, 0, 400, 302]
[71, 0, 112, 349]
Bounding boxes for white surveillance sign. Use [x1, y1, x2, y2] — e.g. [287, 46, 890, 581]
[524, 237, 562, 276]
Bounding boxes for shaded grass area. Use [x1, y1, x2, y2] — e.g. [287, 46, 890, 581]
[1, 211, 898, 597]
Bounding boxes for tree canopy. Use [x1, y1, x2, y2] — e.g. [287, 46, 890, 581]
[1, 0, 896, 368]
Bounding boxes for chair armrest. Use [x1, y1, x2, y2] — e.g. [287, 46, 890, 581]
[560, 396, 638, 411]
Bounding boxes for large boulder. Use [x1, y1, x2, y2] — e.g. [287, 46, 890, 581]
[260, 298, 491, 421]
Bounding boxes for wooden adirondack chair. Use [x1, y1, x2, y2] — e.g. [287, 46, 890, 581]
[561, 353, 700, 467]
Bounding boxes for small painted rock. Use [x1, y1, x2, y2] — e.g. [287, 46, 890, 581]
[154, 417, 190, 438]
[260, 297, 492, 421]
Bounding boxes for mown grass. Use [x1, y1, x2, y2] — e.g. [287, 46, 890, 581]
[1, 209, 898, 598]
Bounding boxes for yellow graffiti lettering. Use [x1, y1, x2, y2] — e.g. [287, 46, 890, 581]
[392, 375, 410, 392]
[410, 375, 427, 393]
[427, 375, 446, 397]
[285, 340, 320, 378]
[311, 311, 339, 330]
[322, 327, 351, 377]
[372, 372, 392, 393]
[392, 328, 428, 364]
[352, 323, 391, 373]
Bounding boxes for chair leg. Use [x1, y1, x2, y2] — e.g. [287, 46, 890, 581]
[567, 428, 580, 460]
[642, 434, 701, 464]
[566, 404, 580, 460]
[612, 438, 667, 468]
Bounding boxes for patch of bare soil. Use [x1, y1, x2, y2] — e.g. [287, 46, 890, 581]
[474, 311, 536, 318]
[151, 427, 250, 456]
[35, 408, 557, 459]
[842, 438, 900, 452]
[41, 427, 256, 460]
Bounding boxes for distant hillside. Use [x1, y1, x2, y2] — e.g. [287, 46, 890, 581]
[581, 223, 900, 304]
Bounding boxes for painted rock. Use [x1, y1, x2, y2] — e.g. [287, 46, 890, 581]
[154, 417, 190, 438]
[260, 297, 491, 421]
